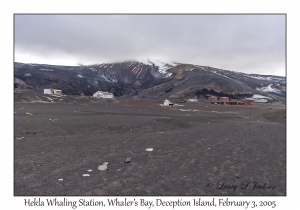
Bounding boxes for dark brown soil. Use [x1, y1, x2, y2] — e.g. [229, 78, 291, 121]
[14, 96, 286, 196]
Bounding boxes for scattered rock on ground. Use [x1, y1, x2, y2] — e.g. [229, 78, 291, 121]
[98, 165, 107, 171]
[125, 157, 132, 163]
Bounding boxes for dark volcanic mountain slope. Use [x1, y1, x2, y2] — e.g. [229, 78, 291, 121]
[14, 61, 163, 96]
[14, 61, 286, 100]
[87, 61, 162, 84]
[138, 71, 252, 99]
[137, 64, 286, 100]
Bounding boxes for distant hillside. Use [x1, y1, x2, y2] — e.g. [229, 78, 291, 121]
[14, 60, 286, 101]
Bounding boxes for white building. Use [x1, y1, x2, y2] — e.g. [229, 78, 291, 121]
[44, 88, 62, 95]
[163, 99, 173, 106]
[93, 91, 114, 99]
[44, 89, 52, 94]
[188, 99, 198, 102]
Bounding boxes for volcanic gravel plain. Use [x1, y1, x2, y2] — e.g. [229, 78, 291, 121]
[14, 92, 286, 196]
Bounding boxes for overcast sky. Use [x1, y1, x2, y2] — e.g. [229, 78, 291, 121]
[14, 14, 285, 76]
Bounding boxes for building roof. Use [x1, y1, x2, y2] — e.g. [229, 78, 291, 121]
[103, 93, 113, 96]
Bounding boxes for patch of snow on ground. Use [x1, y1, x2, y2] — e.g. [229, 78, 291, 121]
[254, 98, 268, 103]
[252, 94, 272, 102]
[252, 94, 272, 99]
[77, 74, 83, 78]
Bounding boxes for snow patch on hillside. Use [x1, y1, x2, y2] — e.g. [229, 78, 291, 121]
[256, 84, 281, 93]
[211, 70, 244, 85]
[244, 74, 285, 83]
[136, 59, 176, 77]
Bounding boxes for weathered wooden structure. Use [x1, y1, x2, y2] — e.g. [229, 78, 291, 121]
[244, 98, 255, 105]
[208, 96, 218, 103]
[208, 96, 255, 105]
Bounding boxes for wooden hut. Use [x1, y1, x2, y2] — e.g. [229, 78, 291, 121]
[219, 97, 229, 105]
[244, 98, 255, 105]
[208, 96, 217, 104]
[219, 97, 229, 102]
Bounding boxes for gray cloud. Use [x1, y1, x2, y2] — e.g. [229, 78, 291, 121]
[15, 14, 285, 76]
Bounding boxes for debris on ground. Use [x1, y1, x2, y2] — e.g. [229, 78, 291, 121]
[125, 157, 132, 163]
[98, 165, 108, 171]
[180, 109, 199, 112]
[235, 114, 248, 118]
[16, 137, 24, 140]
[87, 169, 93, 172]
[145, 148, 153, 151]
[82, 174, 90, 177]
[24, 112, 33, 115]
[58, 178, 63, 181]
[49, 119, 58, 122]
